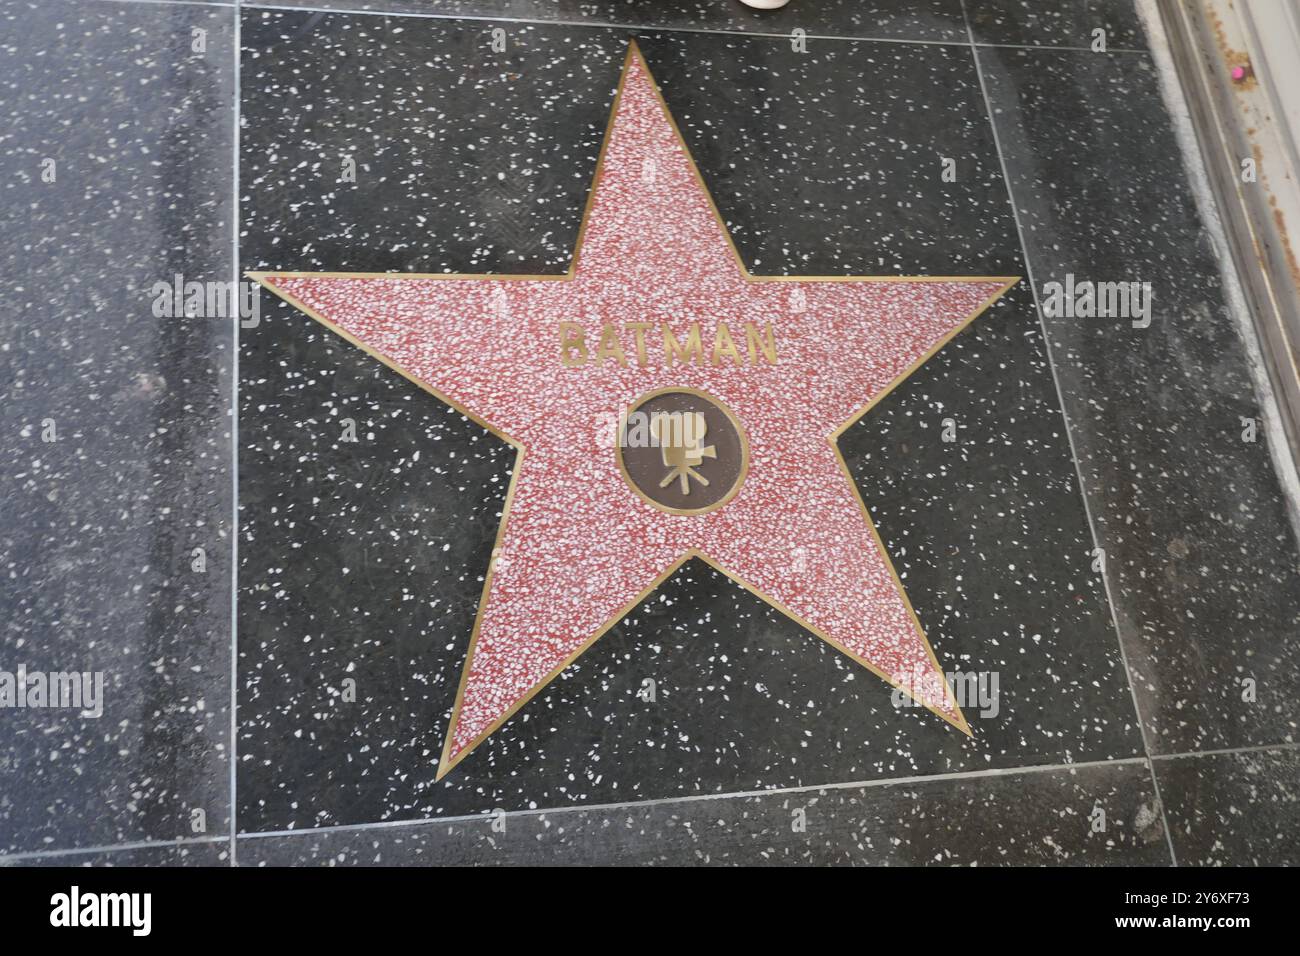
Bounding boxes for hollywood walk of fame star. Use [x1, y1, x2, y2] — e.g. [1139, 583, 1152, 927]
[251, 42, 1018, 779]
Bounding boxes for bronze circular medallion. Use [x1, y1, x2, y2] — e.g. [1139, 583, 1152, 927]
[616, 388, 748, 515]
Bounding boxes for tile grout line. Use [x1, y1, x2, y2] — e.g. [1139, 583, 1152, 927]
[1, 757, 1143, 862]
[0, 756, 1143, 860]
[957, 0, 1179, 869]
[0, 836, 229, 864]
[17, 737, 1300, 860]
[1151, 739, 1300, 762]
[236, 755, 1154, 842]
[229, 0, 242, 868]
[972, 40, 1146, 54]
[228, 1, 1149, 54]
[82, 0, 1149, 53]
[94, 0, 239, 8]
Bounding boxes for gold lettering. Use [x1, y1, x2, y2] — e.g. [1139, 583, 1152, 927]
[625, 322, 651, 367]
[664, 323, 704, 366]
[560, 322, 589, 367]
[561, 322, 778, 368]
[745, 322, 777, 365]
[712, 322, 742, 367]
[594, 323, 628, 367]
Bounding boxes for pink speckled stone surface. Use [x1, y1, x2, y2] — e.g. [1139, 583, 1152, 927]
[260, 48, 1012, 773]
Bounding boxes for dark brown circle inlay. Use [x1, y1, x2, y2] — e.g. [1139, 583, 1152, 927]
[616, 388, 748, 515]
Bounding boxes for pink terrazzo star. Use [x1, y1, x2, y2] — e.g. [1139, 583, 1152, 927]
[253, 43, 1017, 778]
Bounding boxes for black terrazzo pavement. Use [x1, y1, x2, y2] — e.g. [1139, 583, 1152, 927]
[966, 0, 1149, 50]
[2, 0, 1296, 866]
[977, 44, 1300, 756]
[240, 761, 1168, 866]
[237, 16, 1141, 831]
[0, 0, 235, 855]
[1155, 748, 1300, 866]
